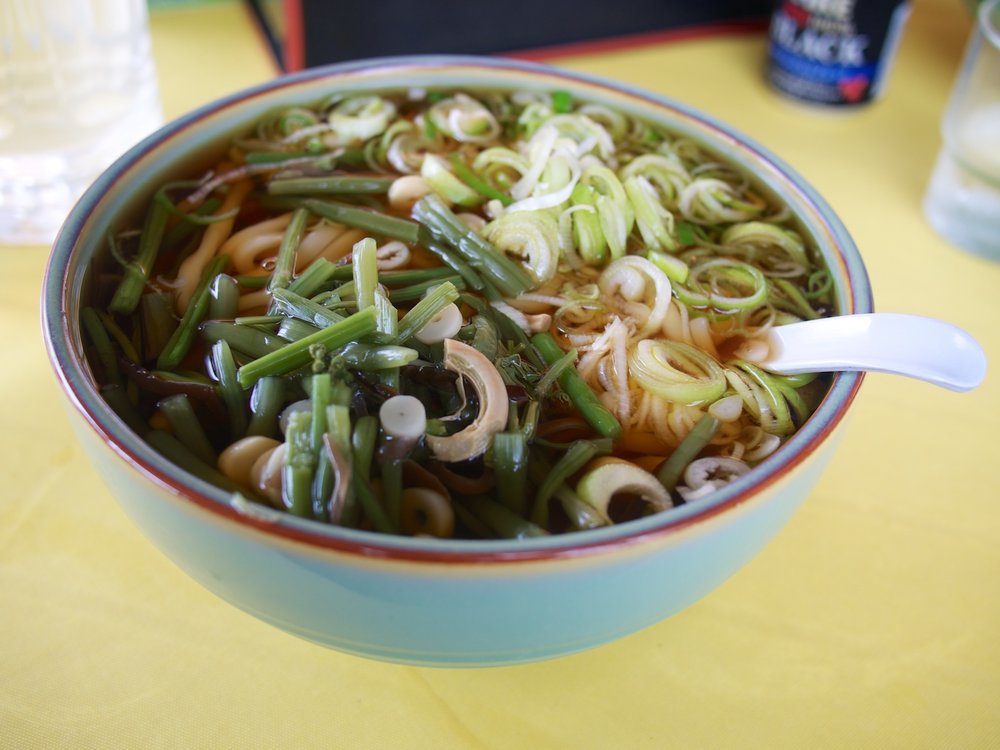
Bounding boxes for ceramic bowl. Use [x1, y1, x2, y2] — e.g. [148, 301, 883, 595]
[42, 56, 870, 667]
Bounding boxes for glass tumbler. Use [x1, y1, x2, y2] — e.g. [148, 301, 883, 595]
[0, 0, 162, 245]
[923, 0, 1000, 260]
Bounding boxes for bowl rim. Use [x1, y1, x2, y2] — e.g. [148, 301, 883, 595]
[42, 54, 870, 565]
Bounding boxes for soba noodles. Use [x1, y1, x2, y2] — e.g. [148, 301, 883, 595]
[82, 88, 834, 539]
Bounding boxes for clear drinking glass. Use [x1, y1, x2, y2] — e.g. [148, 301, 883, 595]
[923, 0, 1000, 260]
[0, 0, 162, 245]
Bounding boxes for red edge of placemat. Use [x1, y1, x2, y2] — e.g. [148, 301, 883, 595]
[503, 19, 770, 62]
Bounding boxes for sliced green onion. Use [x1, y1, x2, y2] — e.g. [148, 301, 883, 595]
[629, 339, 727, 406]
[624, 174, 677, 252]
[727, 360, 795, 435]
[721, 221, 808, 267]
[448, 154, 512, 206]
[673, 258, 768, 312]
[580, 164, 633, 259]
[647, 249, 689, 284]
[569, 183, 607, 266]
[421, 153, 483, 207]
[482, 208, 560, 287]
[769, 278, 821, 320]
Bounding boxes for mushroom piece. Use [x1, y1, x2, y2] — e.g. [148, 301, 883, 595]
[425, 338, 509, 463]
[575, 460, 673, 517]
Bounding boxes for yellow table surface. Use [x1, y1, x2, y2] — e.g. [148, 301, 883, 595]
[2, 1, 998, 747]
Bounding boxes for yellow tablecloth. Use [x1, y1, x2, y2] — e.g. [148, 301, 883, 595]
[2, 2, 998, 747]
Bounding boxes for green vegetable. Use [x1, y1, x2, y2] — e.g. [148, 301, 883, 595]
[146, 429, 243, 493]
[551, 90, 573, 113]
[302, 198, 422, 244]
[237, 306, 378, 387]
[530, 439, 612, 527]
[461, 495, 547, 540]
[210, 339, 248, 440]
[350, 416, 394, 533]
[268, 207, 310, 293]
[247, 376, 285, 438]
[448, 154, 512, 205]
[157, 255, 229, 370]
[285, 257, 340, 298]
[656, 414, 720, 492]
[80, 307, 123, 387]
[108, 198, 169, 315]
[282, 409, 316, 518]
[421, 153, 483, 207]
[492, 431, 529, 515]
[412, 194, 534, 297]
[395, 281, 460, 343]
[269, 287, 345, 328]
[531, 332, 622, 440]
[268, 175, 395, 195]
[207, 274, 241, 320]
[201, 320, 284, 359]
[157, 393, 216, 466]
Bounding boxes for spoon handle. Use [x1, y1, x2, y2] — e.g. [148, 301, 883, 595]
[754, 313, 987, 392]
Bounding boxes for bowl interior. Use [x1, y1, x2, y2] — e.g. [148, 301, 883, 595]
[42, 55, 871, 559]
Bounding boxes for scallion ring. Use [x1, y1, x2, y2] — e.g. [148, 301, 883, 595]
[628, 339, 727, 406]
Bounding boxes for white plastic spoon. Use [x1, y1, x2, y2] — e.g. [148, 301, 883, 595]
[733, 313, 987, 392]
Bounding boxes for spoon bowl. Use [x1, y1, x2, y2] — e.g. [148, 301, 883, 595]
[735, 313, 987, 392]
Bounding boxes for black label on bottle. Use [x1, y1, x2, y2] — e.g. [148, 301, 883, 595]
[767, 0, 911, 106]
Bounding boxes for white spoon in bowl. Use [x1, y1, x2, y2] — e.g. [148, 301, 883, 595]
[733, 313, 987, 392]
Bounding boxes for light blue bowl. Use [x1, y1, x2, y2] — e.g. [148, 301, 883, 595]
[42, 56, 870, 667]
